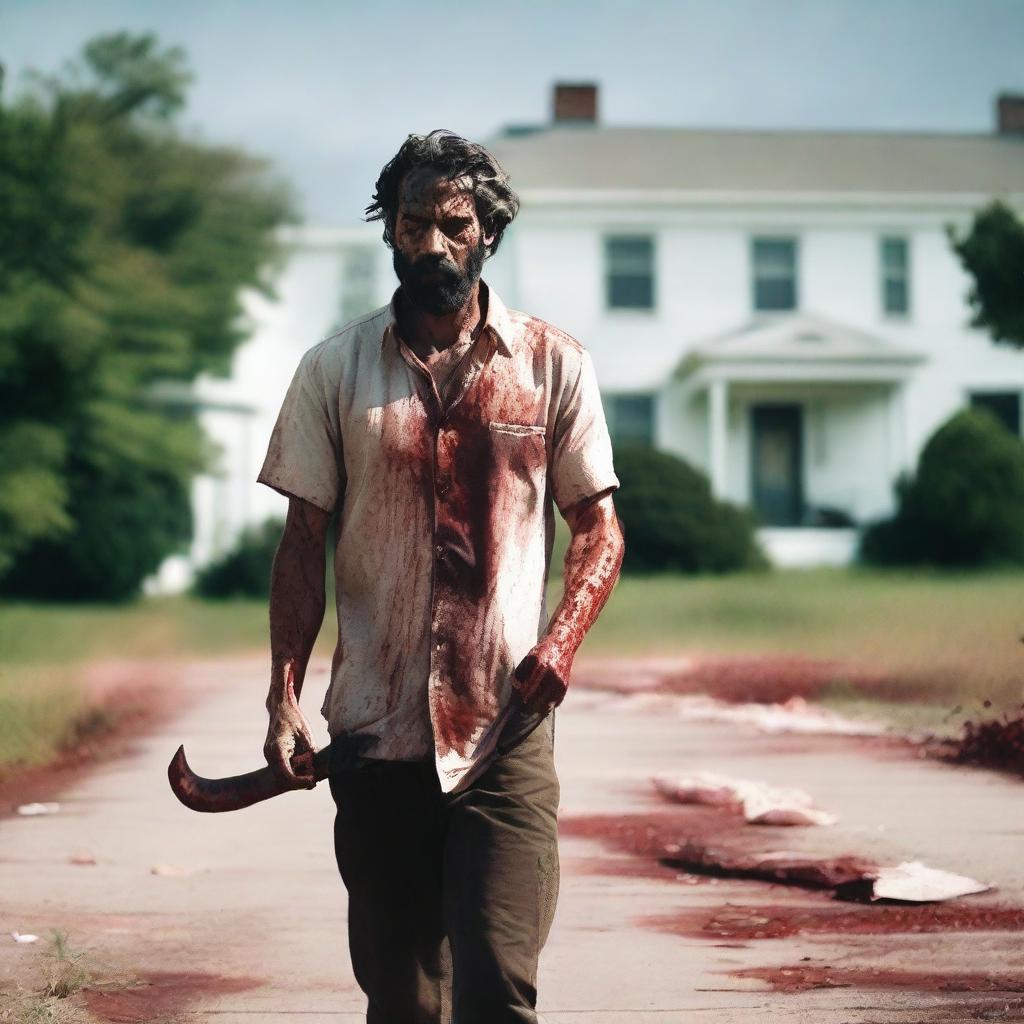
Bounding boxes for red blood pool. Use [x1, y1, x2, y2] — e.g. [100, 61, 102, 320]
[82, 972, 259, 1023]
[645, 900, 1024, 941]
[733, 964, 1024, 994]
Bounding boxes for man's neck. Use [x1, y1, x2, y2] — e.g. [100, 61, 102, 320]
[397, 281, 487, 360]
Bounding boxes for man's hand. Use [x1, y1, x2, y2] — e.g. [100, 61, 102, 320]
[512, 635, 574, 715]
[264, 663, 317, 789]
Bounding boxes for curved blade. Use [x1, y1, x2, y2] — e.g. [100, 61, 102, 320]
[167, 743, 333, 813]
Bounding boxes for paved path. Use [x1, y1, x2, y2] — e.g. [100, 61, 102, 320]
[3, 655, 1024, 1022]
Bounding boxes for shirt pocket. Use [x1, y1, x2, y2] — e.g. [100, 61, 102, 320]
[486, 422, 548, 507]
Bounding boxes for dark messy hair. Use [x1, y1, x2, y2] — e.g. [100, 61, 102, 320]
[365, 129, 519, 259]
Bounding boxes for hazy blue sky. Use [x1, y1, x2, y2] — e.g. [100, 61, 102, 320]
[4, 0, 1022, 224]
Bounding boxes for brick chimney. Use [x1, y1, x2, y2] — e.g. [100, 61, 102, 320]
[996, 93, 1024, 135]
[552, 83, 598, 125]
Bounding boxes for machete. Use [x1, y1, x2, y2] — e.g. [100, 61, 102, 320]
[168, 696, 551, 813]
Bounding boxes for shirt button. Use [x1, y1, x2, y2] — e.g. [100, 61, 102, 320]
[435, 543, 445, 559]
[437, 477, 450, 495]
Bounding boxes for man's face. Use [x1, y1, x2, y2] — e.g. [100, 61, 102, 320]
[392, 167, 493, 316]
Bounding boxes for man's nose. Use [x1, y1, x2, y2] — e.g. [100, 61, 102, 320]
[424, 223, 447, 256]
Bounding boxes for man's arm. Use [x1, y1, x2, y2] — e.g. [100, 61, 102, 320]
[263, 495, 333, 787]
[512, 490, 625, 713]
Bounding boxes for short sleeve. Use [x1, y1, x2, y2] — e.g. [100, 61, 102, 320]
[257, 344, 344, 513]
[550, 348, 620, 516]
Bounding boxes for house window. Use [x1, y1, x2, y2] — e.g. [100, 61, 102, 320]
[605, 236, 655, 310]
[605, 393, 654, 446]
[752, 237, 797, 312]
[970, 391, 1021, 436]
[881, 236, 910, 317]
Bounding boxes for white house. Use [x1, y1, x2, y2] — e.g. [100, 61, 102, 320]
[147, 85, 1024, 591]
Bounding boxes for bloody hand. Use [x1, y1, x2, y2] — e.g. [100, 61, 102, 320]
[512, 638, 573, 715]
[263, 665, 317, 789]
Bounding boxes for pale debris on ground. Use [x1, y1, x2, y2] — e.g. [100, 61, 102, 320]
[573, 690, 888, 737]
[652, 770, 839, 826]
[16, 802, 60, 816]
[150, 863, 191, 877]
[872, 861, 992, 902]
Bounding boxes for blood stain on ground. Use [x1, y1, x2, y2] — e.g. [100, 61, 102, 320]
[562, 809, 1024, 955]
[563, 853, 694, 883]
[572, 653, 910, 706]
[644, 899, 1024, 941]
[559, 808, 750, 861]
[82, 971, 260, 1023]
[733, 964, 1024, 994]
[560, 810, 875, 894]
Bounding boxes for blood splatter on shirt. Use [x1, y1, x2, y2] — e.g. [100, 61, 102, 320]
[258, 280, 619, 792]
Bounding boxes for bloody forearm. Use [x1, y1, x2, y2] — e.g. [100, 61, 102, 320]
[545, 494, 625, 663]
[267, 499, 331, 708]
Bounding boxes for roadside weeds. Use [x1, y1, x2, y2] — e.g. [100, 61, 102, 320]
[0, 930, 154, 1024]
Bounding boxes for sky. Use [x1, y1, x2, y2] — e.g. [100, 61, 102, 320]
[3, 0, 1023, 225]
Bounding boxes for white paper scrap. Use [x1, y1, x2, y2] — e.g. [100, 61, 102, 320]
[16, 802, 60, 816]
[872, 861, 991, 902]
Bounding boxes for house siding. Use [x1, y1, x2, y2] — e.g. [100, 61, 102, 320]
[144, 165, 1024, 588]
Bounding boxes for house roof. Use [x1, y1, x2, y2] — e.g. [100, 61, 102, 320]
[486, 126, 1024, 199]
[674, 313, 927, 383]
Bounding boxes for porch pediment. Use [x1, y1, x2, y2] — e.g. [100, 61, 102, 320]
[674, 313, 927, 383]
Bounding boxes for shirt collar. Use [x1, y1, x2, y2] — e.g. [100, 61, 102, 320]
[382, 278, 513, 357]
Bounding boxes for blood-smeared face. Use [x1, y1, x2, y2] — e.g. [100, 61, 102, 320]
[392, 167, 491, 315]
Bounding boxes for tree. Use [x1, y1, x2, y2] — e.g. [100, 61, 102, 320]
[0, 32, 299, 599]
[948, 199, 1024, 350]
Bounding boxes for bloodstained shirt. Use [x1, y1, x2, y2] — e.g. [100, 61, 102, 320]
[257, 279, 619, 793]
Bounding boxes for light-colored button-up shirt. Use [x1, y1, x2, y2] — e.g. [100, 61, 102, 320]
[257, 280, 619, 792]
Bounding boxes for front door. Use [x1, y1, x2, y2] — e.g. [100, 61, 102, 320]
[750, 403, 804, 526]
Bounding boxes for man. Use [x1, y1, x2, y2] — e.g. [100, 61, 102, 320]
[257, 129, 625, 1024]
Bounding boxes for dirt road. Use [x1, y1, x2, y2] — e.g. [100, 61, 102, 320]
[3, 655, 1024, 1023]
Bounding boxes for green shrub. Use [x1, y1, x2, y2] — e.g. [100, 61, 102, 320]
[193, 517, 285, 598]
[2, 461, 193, 602]
[612, 444, 770, 573]
[859, 408, 1024, 567]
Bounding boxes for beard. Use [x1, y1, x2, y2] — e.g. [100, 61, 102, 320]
[393, 237, 486, 316]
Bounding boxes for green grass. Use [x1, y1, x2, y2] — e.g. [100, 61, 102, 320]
[42, 931, 91, 1000]
[0, 672, 91, 771]
[0, 596, 273, 665]
[2, 564, 1023, 773]
[0, 596, 283, 774]
[583, 565, 1019, 658]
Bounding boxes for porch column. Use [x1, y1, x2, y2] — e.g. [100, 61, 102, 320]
[709, 376, 729, 498]
[887, 383, 908, 480]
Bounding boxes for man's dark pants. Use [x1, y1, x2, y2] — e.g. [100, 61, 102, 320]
[328, 714, 560, 1024]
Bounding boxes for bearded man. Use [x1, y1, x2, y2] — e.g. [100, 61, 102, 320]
[257, 129, 625, 1024]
